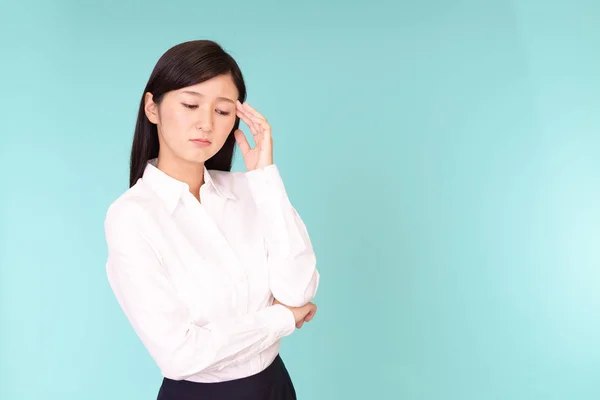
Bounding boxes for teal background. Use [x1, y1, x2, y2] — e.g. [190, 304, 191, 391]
[1, 1, 599, 399]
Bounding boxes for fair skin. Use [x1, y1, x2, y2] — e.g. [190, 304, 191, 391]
[144, 73, 316, 329]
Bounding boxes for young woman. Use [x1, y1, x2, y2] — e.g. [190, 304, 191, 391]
[104, 40, 320, 399]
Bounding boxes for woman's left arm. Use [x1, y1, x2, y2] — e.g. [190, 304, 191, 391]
[246, 165, 320, 307]
[234, 101, 320, 307]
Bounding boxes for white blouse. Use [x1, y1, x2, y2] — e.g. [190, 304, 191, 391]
[104, 159, 320, 383]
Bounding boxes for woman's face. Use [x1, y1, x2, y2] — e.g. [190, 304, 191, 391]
[144, 74, 239, 165]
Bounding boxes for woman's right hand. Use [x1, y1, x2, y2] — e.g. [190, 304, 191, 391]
[273, 299, 317, 329]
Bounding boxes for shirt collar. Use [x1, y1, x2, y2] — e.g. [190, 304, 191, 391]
[142, 159, 236, 213]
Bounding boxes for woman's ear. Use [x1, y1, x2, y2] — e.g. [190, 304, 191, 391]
[144, 92, 159, 124]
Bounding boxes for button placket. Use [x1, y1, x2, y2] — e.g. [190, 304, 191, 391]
[187, 194, 249, 315]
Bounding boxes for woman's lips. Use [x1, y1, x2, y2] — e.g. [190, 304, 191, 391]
[190, 138, 211, 147]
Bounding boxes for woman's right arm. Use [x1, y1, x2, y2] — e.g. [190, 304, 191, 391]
[104, 200, 296, 381]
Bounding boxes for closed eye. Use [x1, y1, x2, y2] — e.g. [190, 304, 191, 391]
[182, 104, 230, 116]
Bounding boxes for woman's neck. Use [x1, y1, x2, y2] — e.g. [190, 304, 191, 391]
[157, 154, 205, 202]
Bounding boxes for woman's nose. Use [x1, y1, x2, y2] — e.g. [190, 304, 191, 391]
[196, 107, 213, 132]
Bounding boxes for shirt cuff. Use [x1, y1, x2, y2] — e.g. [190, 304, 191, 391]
[245, 164, 289, 206]
[263, 304, 296, 338]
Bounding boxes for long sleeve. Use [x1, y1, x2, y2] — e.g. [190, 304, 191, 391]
[246, 164, 320, 307]
[104, 201, 296, 381]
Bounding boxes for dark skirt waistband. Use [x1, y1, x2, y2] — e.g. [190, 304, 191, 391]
[156, 355, 296, 400]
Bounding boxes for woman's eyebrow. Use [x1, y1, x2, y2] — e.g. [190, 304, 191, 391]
[181, 90, 235, 104]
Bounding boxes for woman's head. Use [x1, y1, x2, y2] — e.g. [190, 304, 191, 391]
[130, 40, 247, 187]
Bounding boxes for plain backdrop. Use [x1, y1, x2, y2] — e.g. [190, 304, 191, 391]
[1, 1, 599, 399]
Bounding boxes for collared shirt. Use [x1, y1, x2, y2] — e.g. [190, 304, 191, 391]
[104, 159, 320, 382]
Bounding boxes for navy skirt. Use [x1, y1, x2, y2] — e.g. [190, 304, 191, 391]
[156, 355, 297, 400]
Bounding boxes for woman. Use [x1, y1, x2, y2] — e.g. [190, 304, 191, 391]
[104, 40, 320, 399]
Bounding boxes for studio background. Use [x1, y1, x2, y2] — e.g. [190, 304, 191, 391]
[1, 1, 599, 399]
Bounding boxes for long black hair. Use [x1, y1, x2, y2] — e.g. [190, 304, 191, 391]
[129, 40, 247, 187]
